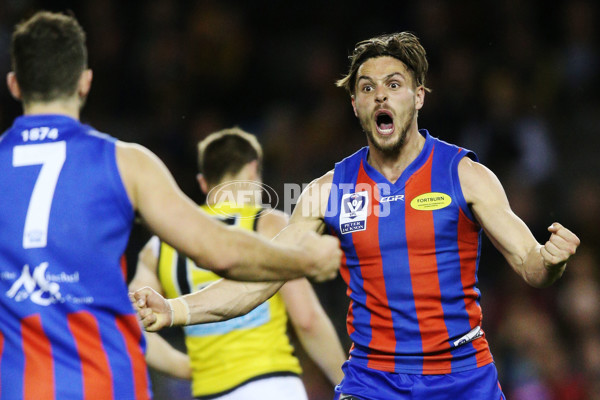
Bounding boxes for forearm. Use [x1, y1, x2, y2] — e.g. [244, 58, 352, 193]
[179, 279, 284, 324]
[293, 312, 346, 386]
[194, 227, 316, 282]
[144, 332, 191, 379]
[518, 244, 566, 288]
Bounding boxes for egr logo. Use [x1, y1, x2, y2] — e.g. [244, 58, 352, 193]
[340, 191, 369, 234]
[206, 180, 279, 220]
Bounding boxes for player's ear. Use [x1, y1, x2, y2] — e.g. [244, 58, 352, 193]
[351, 95, 358, 117]
[246, 160, 260, 181]
[197, 173, 208, 195]
[6, 72, 22, 101]
[415, 85, 425, 110]
[77, 69, 93, 98]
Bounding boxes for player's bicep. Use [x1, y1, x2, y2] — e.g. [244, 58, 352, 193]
[459, 158, 538, 266]
[287, 171, 334, 234]
[256, 209, 290, 240]
[116, 142, 231, 266]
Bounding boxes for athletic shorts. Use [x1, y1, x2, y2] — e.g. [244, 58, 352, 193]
[196, 375, 308, 400]
[334, 361, 505, 400]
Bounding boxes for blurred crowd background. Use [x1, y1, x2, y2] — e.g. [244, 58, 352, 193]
[1, 1, 599, 399]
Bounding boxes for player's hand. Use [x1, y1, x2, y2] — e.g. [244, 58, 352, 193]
[541, 222, 580, 270]
[299, 231, 343, 282]
[130, 286, 172, 332]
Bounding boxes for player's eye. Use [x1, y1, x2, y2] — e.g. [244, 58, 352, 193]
[361, 85, 373, 92]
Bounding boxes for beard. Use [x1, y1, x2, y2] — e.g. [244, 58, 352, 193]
[361, 106, 415, 158]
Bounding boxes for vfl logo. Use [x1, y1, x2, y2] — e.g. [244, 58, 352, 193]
[6, 262, 62, 306]
[340, 192, 369, 234]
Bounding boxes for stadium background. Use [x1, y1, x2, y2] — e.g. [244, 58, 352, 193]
[0, 1, 598, 399]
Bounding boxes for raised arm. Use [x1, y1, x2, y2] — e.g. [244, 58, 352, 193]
[459, 157, 580, 288]
[116, 142, 341, 282]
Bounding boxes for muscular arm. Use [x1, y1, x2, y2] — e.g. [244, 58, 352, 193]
[116, 142, 340, 281]
[459, 157, 580, 288]
[132, 171, 340, 331]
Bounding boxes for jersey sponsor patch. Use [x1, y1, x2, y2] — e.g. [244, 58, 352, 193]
[340, 191, 369, 234]
[453, 325, 484, 347]
[4, 262, 93, 306]
[410, 192, 452, 211]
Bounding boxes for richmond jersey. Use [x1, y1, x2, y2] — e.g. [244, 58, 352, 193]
[0, 115, 150, 399]
[324, 130, 494, 375]
[156, 202, 301, 397]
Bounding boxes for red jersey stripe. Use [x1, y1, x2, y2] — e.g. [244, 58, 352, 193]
[116, 315, 150, 400]
[339, 252, 356, 336]
[0, 330, 3, 397]
[405, 149, 452, 373]
[457, 208, 491, 366]
[352, 161, 396, 368]
[22, 314, 54, 400]
[67, 311, 114, 400]
[120, 255, 128, 282]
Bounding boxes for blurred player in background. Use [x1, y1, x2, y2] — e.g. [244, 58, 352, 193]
[132, 127, 345, 400]
[0, 10, 341, 399]
[133, 32, 580, 400]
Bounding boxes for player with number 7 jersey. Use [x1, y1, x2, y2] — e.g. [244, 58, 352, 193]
[1, 11, 344, 400]
[0, 113, 150, 399]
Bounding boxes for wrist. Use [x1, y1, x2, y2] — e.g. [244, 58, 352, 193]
[167, 297, 191, 326]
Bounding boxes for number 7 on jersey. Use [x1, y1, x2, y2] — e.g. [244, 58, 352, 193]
[12, 141, 66, 249]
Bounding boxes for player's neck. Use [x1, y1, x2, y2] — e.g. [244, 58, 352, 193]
[205, 172, 262, 207]
[367, 128, 425, 184]
[23, 99, 81, 120]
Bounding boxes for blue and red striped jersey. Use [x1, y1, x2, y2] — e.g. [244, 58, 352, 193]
[324, 129, 494, 374]
[0, 115, 151, 399]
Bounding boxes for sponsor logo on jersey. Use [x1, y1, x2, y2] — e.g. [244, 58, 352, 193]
[6, 262, 62, 306]
[380, 194, 405, 203]
[453, 325, 484, 347]
[3, 262, 92, 306]
[340, 191, 369, 234]
[410, 192, 452, 211]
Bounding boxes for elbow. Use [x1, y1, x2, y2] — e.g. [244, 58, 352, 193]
[206, 254, 239, 278]
[190, 249, 240, 278]
[292, 311, 319, 334]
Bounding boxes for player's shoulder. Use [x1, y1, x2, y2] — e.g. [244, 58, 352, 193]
[458, 156, 505, 204]
[306, 169, 334, 191]
[458, 156, 497, 183]
[256, 208, 289, 238]
[115, 141, 169, 176]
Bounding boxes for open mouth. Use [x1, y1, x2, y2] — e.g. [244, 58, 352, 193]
[375, 110, 394, 135]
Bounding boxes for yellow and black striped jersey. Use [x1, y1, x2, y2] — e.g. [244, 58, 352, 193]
[157, 202, 301, 397]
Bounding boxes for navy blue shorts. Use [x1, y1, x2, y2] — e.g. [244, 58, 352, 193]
[334, 361, 505, 400]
